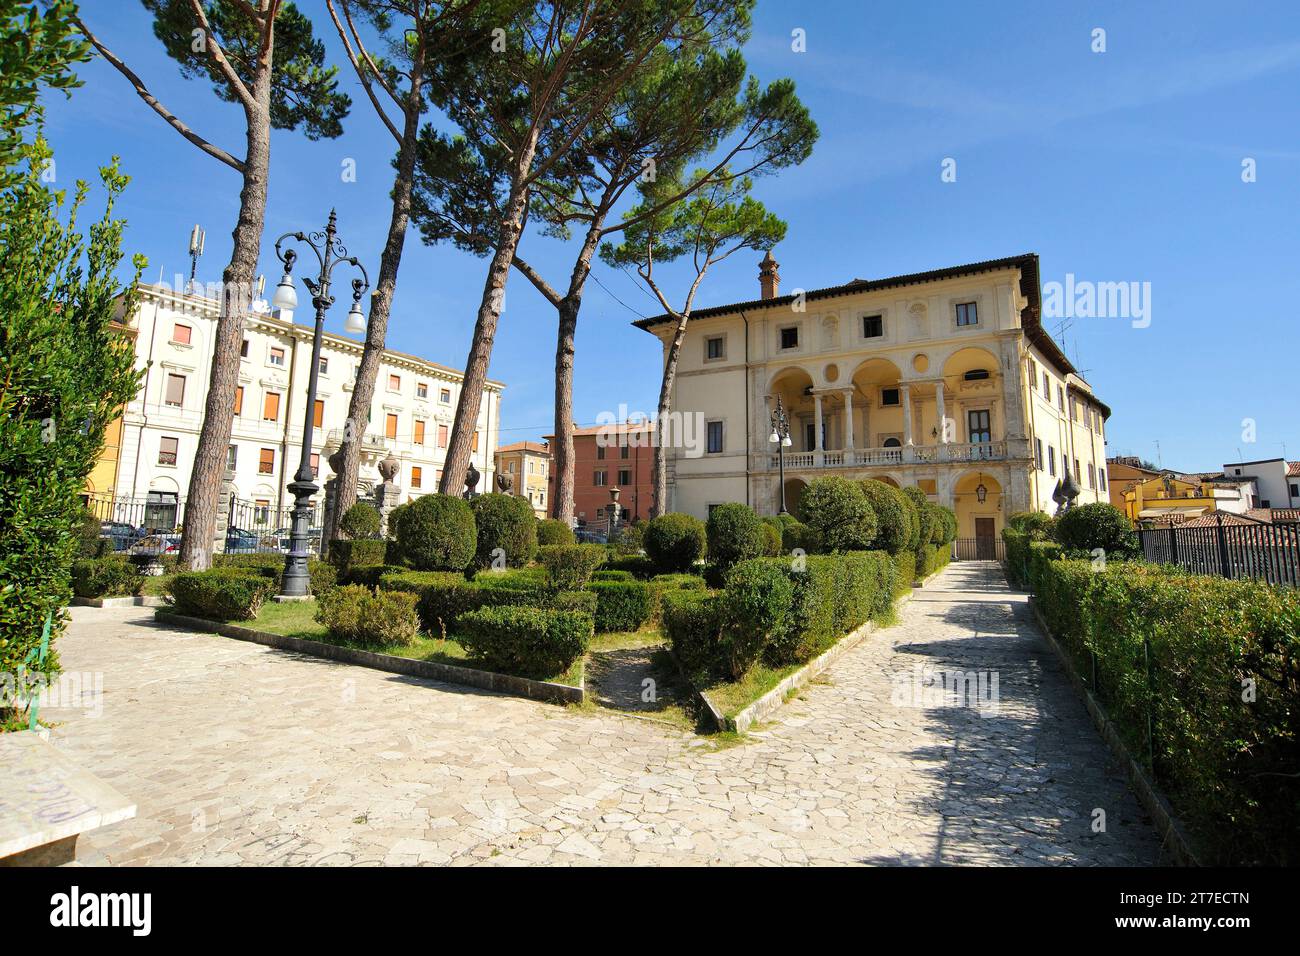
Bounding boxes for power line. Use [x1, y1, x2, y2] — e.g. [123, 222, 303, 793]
[591, 271, 647, 319]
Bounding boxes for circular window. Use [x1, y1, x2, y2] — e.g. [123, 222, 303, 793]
[912, 353, 929, 373]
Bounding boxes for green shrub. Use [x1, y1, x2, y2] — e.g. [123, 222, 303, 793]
[538, 543, 606, 590]
[381, 570, 481, 634]
[338, 501, 381, 539]
[470, 492, 537, 569]
[536, 519, 575, 547]
[327, 539, 387, 579]
[306, 560, 338, 597]
[661, 590, 727, 685]
[859, 480, 911, 555]
[646, 573, 707, 620]
[587, 580, 653, 633]
[71, 557, 143, 598]
[591, 569, 635, 582]
[79, 510, 109, 557]
[456, 605, 592, 678]
[391, 494, 476, 571]
[799, 476, 878, 552]
[781, 519, 819, 554]
[759, 517, 784, 556]
[643, 512, 707, 573]
[1008, 510, 1054, 540]
[167, 569, 276, 621]
[609, 521, 643, 555]
[836, 550, 896, 631]
[344, 562, 407, 588]
[605, 554, 657, 579]
[1054, 502, 1139, 558]
[705, 502, 765, 572]
[760, 557, 838, 667]
[925, 503, 947, 545]
[315, 584, 420, 646]
[891, 551, 917, 594]
[935, 505, 958, 544]
[722, 559, 795, 679]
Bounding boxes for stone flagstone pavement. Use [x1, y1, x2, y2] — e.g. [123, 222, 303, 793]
[43, 562, 1164, 866]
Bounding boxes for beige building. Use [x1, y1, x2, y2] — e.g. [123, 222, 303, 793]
[104, 283, 502, 533]
[495, 441, 551, 517]
[634, 252, 1111, 549]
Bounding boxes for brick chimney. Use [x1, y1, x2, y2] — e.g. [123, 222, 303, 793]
[759, 250, 780, 300]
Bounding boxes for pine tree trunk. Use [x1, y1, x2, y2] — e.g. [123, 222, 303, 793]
[652, 316, 690, 517]
[178, 81, 271, 571]
[438, 136, 538, 496]
[326, 55, 425, 549]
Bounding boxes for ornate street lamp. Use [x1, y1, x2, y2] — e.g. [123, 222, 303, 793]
[271, 209, 369, 597]
[769, 395, 793, 514]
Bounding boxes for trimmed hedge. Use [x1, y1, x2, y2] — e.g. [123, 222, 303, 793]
[538, 544, 606, 590]
[1054, 502, 1139, 558]
[605, 554, 656, 579]
[587, 579, 653, 633]
[167, 569, 276, 621]
[315, 584, 420, 646]
[470, 492, 538, 569]
[705, 502, 765, 572]
[591, 569, 635, 582]
[71, 557, 143, 598]
[859, 480, 911, 555]
[1008, 510, 1055, 539]
[456, 605, 593, 678]
[391, 494, 476, 571]
[759, 517, 783, 556]
[722, 559, 795, 679]
[378, 569, 596, 634]
[327, 539, 387, 579]
[1023, 552, 1300, 865]
[339, 501, 381, 539]
[662, 590, 727, 685]
[799, 476, 878, 552]
[536, 519, 575, 547]
[643, 512, 706, 573]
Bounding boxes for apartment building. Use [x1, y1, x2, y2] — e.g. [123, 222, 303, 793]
[633, 252, 1111, 553]
[494, 441, 551, 517]
[545, 421, 654, 528]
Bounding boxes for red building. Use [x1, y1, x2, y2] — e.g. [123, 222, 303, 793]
[545, 421, 654, 528]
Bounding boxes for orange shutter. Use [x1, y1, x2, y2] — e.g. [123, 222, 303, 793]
[411, 466, 422, 488]
[263, 391, 280, 421]
[385, 413, 398, 439]
[259, 448, 274, 473]
[313, 400, 324, 428]
[234, 386, 243, 415]
[437, 424, 448, 448]
[414, 420, 425, 445]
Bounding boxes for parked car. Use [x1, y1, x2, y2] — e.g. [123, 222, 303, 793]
[264, 527, 323, 553]
[127, 534, 180, 557]
[224, 527, 262, 554]
[574, 528, 607, 544]
[99, 520, 144, 552]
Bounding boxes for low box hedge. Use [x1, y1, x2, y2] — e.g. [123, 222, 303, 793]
[587, 579, 653, 633]
[456, 605, 593, 678]
[661, 590, 727, 685]
[166, 569, 277, 621]
[315, 584, 420, 646]
[538, 544, 606, 590]
[591, 569, 635, 582]
[71, 557, 144, 598]
[328, 539, 388, 579]
[377, 569, 596, 634]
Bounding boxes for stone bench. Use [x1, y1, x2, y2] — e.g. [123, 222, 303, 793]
[0, 732, 136, 866]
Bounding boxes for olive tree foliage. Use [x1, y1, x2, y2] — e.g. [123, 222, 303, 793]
[76, 1, 350, 570]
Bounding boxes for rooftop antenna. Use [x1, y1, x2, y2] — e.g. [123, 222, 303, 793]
[187, 224, 205, 293]
[1154, 440, 1162, 468]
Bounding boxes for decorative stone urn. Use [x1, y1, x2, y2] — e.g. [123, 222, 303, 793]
[373, 453, 402, 535]
[463, 462, 480, 499]
[495, 471, 514, 494]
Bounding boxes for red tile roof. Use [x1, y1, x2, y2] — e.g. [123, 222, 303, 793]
[496, 440, 550, 456]
[1288, 461, 1300, 477]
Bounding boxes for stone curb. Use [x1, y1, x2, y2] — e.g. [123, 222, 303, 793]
[1027, 597, 1201, 867]
[72, 596, 167, 608]
[155, 609, 584, 706]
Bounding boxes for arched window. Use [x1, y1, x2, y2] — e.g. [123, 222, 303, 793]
[882, 437, 902, 448]
[963, 369, 990, 381]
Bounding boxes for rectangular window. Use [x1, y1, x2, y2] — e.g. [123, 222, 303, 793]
[388, 374, 401, 391]
[172, 323, 192, 345]
[259, 448, 275, 474]
[1070, 399, 1078, 422]
[967, 409, 991, 444]
[597, 446, 606, 460]
[385, 413, 398, 439]
[269, 347, 285, 367]
[594, 470, 607, 487]
[240, 339, 249, 358]
[439, 388, 451, 404]
[863, 314, 883, 338]
[226, 445, 237, 471]
[158, 436, 178, 466]
[165, 373, 185, 407]
[1074, 458, 1081, 481]
[234, 386, 244, 416]
[411, 466, 423, 489]
[779, 326, 798, 349]
[620, 444, 629, 459]
[1034, 438, 1044, 471]
[417, 382, 428, 399]
[1042, 371, 1050, 398]
[618, 469, 631, 486]
[414, 420, 426, 445]
[1048, 446, 1057, 477]
[1057, 385, 1065, 411]
[705, 336, 725, 360]
[880, 387, 900, 407]
[1087, 463, 1096, 488]
[472, 431, 480, 452]
[955, 301, 978, 326]
[263, 391, 280, 422]
[437, 424, 448, 448]
[1100, 470, 1108, 492]
[310, 452, 319, 478]
[706, 420, 724, 454]
[318, 357, 329, 376]
[313, 399, 324, 429]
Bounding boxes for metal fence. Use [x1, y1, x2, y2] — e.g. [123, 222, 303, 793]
[83, 492, 321, 556]
[227, 497, 321, 556]
[951, 537, 1006, 562]
[1137, 513, 1299, 587]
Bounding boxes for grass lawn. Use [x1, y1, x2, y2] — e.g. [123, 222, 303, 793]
[244, 599, 583, 687]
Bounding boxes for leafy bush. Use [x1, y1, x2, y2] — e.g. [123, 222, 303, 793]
[924, 503, 947, 545]
[591, 569, 635, 582]
[1008, 510, 1055, 540]
[315, 584, 420, 646]
[328, 539, 388, 579]
[799, 476, 878, 552]
[781, 520, 819, 554]
[1054, 502, 1139, 558]
[605, 554, 657, 578]
[643, 512, 707, 573]
[79, 509, 109, 558]
[934, 505, 958, 544]
[306, 560, 338, 597]
[858, 480, 911, 555]
[759, 517, 784, 556]
[587, 579, 653, 633]
[722, 559, 795, 679]
[338, 501, 381, 540]
[470, 492, 537, 569]
[456, 605, 592, 678]
[705, 502, 766, 572]
[609, 520, 643, 555]
[391, 494, 476, 571]
[71, 558, 143, 598]
[538, 544, 606, 590]
[536, 519, 575, 547]
[167, 569, 276, 621]
[380, 570, 480, 634]
[891, 551, 917, 594]
[661, 590, 727, 685]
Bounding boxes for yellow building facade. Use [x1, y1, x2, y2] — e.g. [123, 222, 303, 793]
[494, 441, 551, 517]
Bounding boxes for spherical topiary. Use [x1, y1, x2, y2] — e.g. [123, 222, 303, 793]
[706, 502, 766, 571]
[339, 501, 381, 540]
[536, 518, 575, 547]
[925, 502, 946, 544]
[902, 486, 930, 552]
[858, 479, 910, 555]
[936, 505, 958, 544]
[781, 520, 818, 554]
[1008, 510, 1054, 540]
[1054, 502, 1139, 557]
[644, 512, 707, 573]
[470, 493, 537, 568]
[798, 476, 878, 552]
[759, 517, 783, 556]
[391, 494, 476, 571]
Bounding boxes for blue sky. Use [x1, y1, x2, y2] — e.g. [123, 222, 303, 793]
[46, 0, 1300, 471]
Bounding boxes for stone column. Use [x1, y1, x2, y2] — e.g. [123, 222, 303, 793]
[212, 467, 236, 556]
[842, 390, 855, 450]
[813, 392, 824, 464]
[935, 381, 948, 461]
[901, 385, 915, 463]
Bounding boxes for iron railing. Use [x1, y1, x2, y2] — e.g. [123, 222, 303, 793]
[1137, 513, 1298, 587]
[951, 537, 1006, 562]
